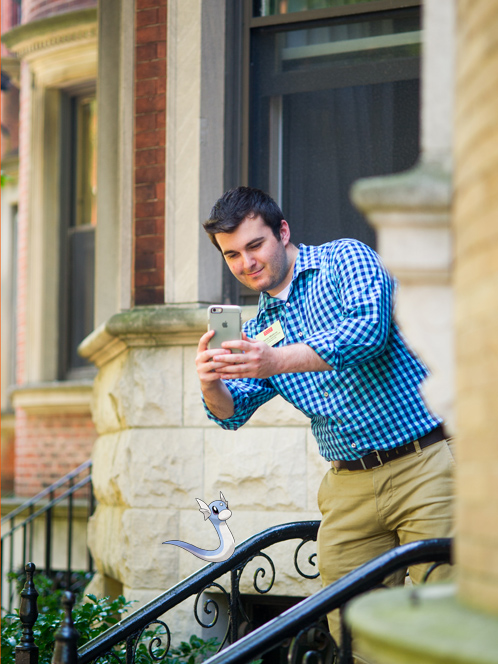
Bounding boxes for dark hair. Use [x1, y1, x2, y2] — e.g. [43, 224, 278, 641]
[203, 186, 284, 251]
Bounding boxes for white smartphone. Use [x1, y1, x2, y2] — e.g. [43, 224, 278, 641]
[207, 305, 242, 353]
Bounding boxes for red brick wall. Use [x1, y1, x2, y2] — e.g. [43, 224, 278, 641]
[133, 0, 167, 305]
[1, 0, 22, 54]
[14, 409, 97, 497]
[22, 0, 96, 24]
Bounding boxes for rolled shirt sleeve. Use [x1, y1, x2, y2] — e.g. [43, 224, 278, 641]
[304, 241, 394, 371]
[202, 377, 277, 430]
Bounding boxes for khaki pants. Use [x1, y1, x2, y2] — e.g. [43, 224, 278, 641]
[316, 439, 455, 643]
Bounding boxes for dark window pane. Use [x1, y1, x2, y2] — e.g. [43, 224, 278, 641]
[254, 0, 378, 18]
[59, 92, 97, 378]
[67, 227, 95, 371]
[249, 8, 420, 249]
[280, 79, 419, 247]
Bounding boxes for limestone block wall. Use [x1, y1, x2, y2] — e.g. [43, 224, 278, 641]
[80, 307, 327, 639]
[453, 0, 498, 615]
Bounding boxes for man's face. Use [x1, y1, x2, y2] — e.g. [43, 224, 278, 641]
[215, 215, 292, 296]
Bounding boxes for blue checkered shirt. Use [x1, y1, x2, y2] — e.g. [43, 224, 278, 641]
[204, 240, 441, 461]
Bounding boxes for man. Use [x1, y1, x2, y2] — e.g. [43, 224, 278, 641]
[195, 186, 454, 640]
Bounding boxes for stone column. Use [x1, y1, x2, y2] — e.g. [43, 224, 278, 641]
[453, 0, 498, 615]
[345, 1, 498, 661]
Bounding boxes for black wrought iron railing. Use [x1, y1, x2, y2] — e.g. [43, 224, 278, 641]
[202, 537, 452, 664]
[1, 460, 95, 612]
[73, 520, 451, 664]
[10, 528, 452, 664]
[77, 521, 321, 664]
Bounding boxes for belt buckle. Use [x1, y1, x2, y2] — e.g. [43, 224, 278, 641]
[361, 449, 384, 470]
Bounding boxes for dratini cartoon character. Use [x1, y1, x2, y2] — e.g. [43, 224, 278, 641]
[163, 492, 235, 562]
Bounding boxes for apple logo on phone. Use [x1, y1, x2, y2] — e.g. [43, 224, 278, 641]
[222, 321, 228, 328]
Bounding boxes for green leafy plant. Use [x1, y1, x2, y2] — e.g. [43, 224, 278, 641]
[1, 573, 133, 664]
[1, 171, 13, 187]
[135, 633, 220, 664]
[1, 572, 221, 664]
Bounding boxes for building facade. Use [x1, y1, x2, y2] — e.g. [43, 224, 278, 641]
[6, 1, 498, 656]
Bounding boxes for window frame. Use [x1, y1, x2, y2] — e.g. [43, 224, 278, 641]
[222, 0, 421, 305]
[58, 85, 98, 381]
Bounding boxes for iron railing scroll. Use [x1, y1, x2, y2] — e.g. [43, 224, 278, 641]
[202, 537, 452, 664]
[77, 521, 321, 664]
[10, 531, 452, 664]
[1, 460, 95, 613]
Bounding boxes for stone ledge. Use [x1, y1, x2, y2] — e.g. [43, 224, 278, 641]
[1, 9, 97, 58]
[10, 381, 93, 414]
[351, 160, 452, 217]
[351, 160, 453, 284]
[79, 305, 259, 368]
[346, 583, 498, 664]
[1, 496, 91, 520]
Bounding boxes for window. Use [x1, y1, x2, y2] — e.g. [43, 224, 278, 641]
[224, 1, 421, 304]
[59, 93, 97, 379]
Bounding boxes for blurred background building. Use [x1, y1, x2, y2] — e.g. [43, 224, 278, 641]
[2, 0, 497, 659]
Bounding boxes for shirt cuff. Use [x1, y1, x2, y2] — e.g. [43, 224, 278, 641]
[201, 381, 250, 430]
[304, 332, 343, 371]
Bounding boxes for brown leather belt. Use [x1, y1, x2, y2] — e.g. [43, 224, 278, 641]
[333, 425, 446, 471]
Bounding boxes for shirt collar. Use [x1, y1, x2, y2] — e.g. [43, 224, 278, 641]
[258, 244, 322, 313]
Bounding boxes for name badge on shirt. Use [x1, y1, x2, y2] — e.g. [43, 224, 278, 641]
[255, 321, 285, 347]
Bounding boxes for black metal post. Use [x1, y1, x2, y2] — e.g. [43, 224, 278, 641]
[338, 607, 353, 664]
[29, 505, 34, 562]
[87, 479, 95, 575]
[66, 478, 74, 588]
[229, 569, 238, 645]
[52, 592, 79, 664]
[9, 515, 15, 612]
[45, 490, 54, 578]
[23, 523, 28, 570]
[15, 562, 39, 664]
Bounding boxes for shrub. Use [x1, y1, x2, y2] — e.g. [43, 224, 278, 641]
[1, 572, 219, 664]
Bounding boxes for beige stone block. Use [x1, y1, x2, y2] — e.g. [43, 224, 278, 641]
[204, 427, 308, 511]
[381, 226, 452, 274]
[87, 503, 183, 590]
[457, 537, 498, 583]
[247, 397, 310, 427]
[395, 284, 455, 428]
[92, 428, 204, 508]
[87, 504, 128, 582]
[459, 574, 498, 616]
[307, 430, 330, 511]
[121, 508, 183, 589]
[456, 502, 498, 545]
[115, 348, 184, 427]
[457, 462, 493, 505]
[92, 350, 130, 435]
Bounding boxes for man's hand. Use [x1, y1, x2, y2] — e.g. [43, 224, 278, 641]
[195, 330, 235, 419]
[213, 333, 283, 380]
[213, 332, 333, 379]
[195, 330, 233, 385]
